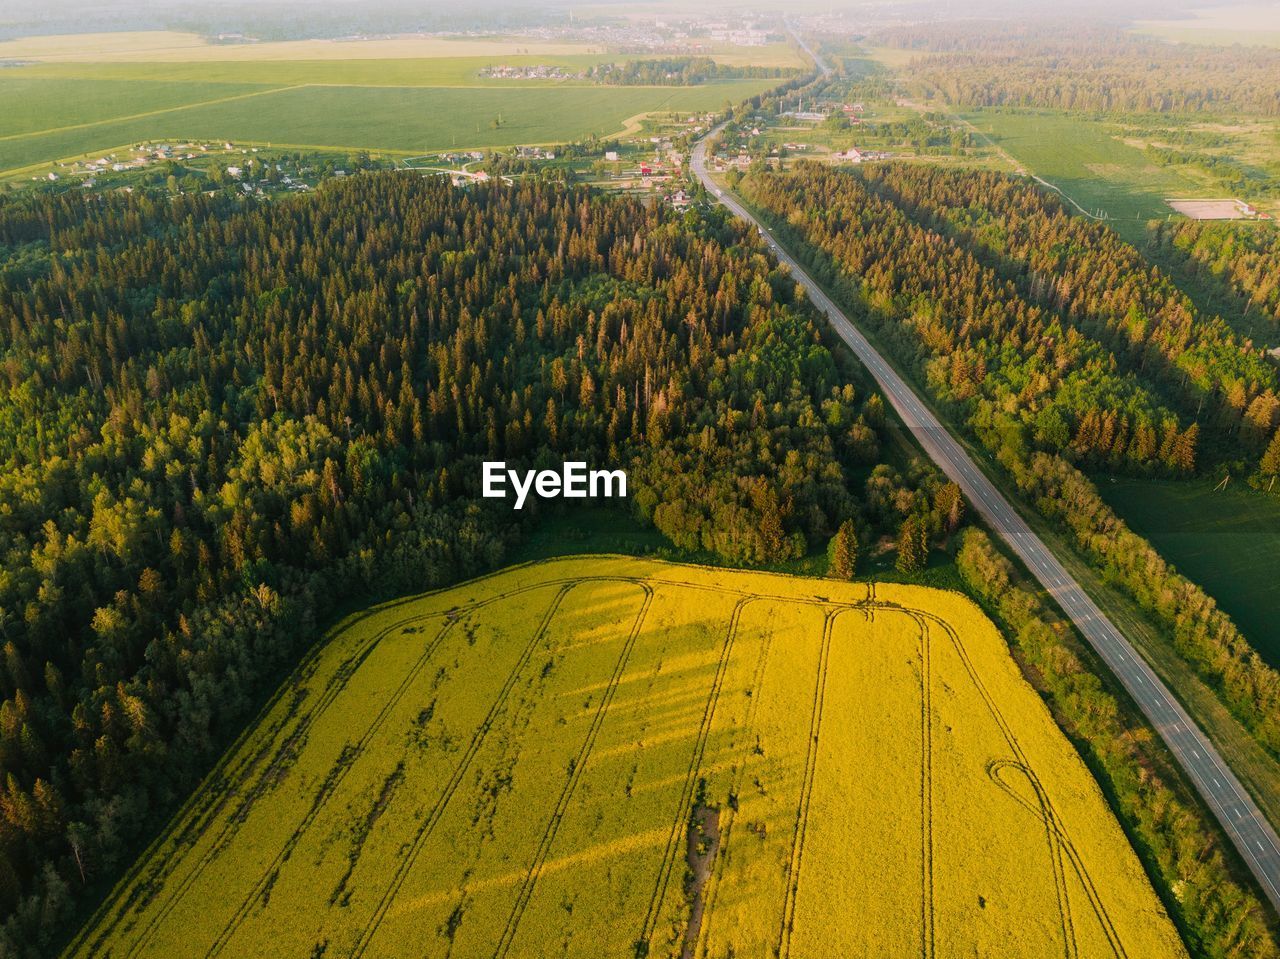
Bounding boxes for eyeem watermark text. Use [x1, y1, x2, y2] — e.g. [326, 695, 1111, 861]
[482, 461, 627, 510]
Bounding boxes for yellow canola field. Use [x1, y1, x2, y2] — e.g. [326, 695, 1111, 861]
[65, 556, 1186, 959]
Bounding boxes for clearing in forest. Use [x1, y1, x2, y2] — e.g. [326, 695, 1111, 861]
[1166, 198, 1258, 220]
[65, 556, 1185, 959]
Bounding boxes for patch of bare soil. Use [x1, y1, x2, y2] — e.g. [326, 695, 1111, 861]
[681, 803, 721, 959]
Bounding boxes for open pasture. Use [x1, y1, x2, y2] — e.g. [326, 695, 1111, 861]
[66, 556, 1183, 959]
[0, 73, 768, 175]
[961, 110, 1202, 223]
[1100, 477, 1280, 664]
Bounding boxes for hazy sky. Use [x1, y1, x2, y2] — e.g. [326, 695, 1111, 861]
[0, 0, 1260, 40]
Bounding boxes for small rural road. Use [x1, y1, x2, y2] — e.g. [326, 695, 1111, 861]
[785, 21, 833, 77]
[689, 126, 1280, 915]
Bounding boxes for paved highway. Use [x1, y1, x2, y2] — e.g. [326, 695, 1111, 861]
[689, 127, 1280, 914]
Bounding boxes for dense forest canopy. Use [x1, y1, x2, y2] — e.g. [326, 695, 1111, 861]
[1150, 221, 1280, 330]
[872, 22, 1280, 115]
[744, 162, 1279, 477]
[0, 172, 964, 955]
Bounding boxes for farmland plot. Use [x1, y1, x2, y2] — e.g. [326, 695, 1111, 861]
[66, 556, 1185, 959]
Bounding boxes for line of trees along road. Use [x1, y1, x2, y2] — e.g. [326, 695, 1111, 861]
[957, 528, 1278, 959]
[0, 173, 964, 954]
[585, 57, 796, 85]
[743, 162, 1280, 766]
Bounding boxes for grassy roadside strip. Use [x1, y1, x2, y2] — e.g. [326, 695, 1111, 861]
[957, 527, 1280, 956]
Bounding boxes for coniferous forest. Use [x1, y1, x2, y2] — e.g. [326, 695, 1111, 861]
[1151, 221, 1280, 329]
[0, 173, 969, 953]
[746, 163, 1278, 477]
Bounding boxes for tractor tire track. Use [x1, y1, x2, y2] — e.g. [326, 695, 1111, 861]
[989, 760, 1079, 959]
[777, 607, 838, 959]
[111, 560, 1130, 959]
[490, 584, 655, 959]
[692, 595, 783, 959]
[348, 582, 585, 958]
[204, 613, 468, 957]
[917, 610, 1125, 959]
[122, 605, 453, 959]
[912, 613, 936, 959]
[637, 596, 753, 951]
[74, 599, 431, 959]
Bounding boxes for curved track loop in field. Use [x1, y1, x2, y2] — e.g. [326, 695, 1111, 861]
[85, 562, 1134, 959]
[916, 611, 1126, 959]
[988, 757, 1128, 959]
[637, 597, 753, 951]
[490, 584, 655, 959]
[989, 759, 1079, 959]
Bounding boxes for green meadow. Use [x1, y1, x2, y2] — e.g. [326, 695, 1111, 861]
[0, 77, 275, 138]
[961, 109, 1203, 234]
[1100, 476, 1280, 663]
[0, 61, 777, 175]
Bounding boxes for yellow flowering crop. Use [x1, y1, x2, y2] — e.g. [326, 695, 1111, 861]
[67, 557, 1185, 959]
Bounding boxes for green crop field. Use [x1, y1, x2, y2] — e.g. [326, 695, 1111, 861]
[0, 78, 278, 138]
[0, 57, 778, 175]
[1099, 477, 1280, 663]
[10, 56, 630, 88]
[67, 556, 1183, 959]
[961, 110, 1204, 232]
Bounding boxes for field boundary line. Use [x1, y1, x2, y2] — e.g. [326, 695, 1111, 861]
[204, 612, 470, 957]
[492, 584, 655, 958]
[0, 83, 308, 144]
[777, 607, 838, 959]
[638, 596, 753, 950]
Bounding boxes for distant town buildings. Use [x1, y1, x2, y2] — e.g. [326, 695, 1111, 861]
[480, 64, 573, 80]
